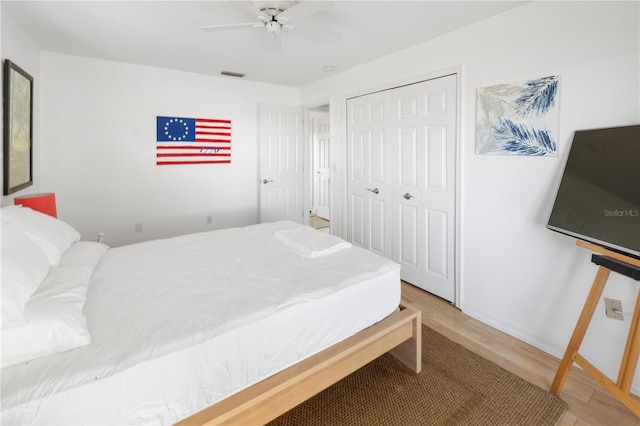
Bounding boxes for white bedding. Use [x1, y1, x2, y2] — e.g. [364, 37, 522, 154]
[1, 221, 400, 425]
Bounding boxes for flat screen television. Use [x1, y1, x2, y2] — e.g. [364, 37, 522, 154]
[547, 124, 640, 260]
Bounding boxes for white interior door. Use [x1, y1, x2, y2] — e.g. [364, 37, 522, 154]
[391, 75, 457, 301]
[259, 104, 304, 224]
[311, 111, 331, 220]
[346, 92, 393, 259]
[346, 74, 457, 302]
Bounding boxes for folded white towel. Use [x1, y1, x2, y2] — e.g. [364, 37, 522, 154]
[274, 226, 352, 258]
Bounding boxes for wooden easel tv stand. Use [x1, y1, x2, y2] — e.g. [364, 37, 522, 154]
[550, 240, 640, 416]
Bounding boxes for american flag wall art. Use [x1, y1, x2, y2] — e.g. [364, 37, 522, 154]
[156, 116, 231, 165]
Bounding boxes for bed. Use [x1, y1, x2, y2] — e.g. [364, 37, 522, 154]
[1, 205, 421, 425]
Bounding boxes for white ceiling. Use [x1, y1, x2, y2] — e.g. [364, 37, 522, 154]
[3, 0, 528, 87]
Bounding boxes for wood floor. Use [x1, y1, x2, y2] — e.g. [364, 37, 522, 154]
[308, 213, 329, 230]
[401, 281, 640, 426]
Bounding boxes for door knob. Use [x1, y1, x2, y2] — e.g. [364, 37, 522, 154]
[403, 193, 414, 200]
[367, 188, 380, 194]
[262, 179, 273, 184]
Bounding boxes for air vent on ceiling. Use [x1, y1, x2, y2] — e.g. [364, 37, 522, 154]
[221, 71, 245, 78]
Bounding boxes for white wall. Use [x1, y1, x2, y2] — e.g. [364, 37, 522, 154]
[301, 1, 640, 392]
[37, 53, 298, 246]
[2, 6, 300, 247]
[1, 7, 41, 204]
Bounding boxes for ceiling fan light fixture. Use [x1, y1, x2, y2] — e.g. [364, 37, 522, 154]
[266, 21, 281, 33]
[221, 70, 245, 78]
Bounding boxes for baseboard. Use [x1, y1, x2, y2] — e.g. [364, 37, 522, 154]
[460, 302, 640, 396]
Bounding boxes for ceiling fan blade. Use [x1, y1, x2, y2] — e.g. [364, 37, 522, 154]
[199, 22, 263, 32]
[277, 0, 334, 23]
[266, 33, 282, 52]
[293, 25, 341, 43]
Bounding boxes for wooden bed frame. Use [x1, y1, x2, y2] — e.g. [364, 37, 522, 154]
[176, 301, 422, 425]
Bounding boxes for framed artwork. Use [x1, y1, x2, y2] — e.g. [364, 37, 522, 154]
[3, 59, 34, 195]
[476, 75, 559, 156]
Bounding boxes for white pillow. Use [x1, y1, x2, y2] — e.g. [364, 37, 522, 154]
[59, 241, 109, 268]
[1, 205, 81, 265]
[1, 266, 93, 368]
[1, 222, 51, 329]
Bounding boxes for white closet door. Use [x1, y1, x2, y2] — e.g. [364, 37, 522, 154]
[346, 74, 457, 302]
[392, 84, 422, 287]
[391, 75, 457, 301]
[346, 92, 392, 258]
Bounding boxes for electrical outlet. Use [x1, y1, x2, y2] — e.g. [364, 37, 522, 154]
[604, 298, 624, 321]
[135, 223, 143, 233]
[206, 215, 213, 225]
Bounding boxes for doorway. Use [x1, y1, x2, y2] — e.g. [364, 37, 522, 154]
[257, 103, 331, 231]
[308, 105, 331, 231]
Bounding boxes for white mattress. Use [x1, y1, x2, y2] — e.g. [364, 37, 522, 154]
[1, 221, 400, 425]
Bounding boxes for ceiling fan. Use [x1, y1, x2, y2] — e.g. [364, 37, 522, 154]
[198, 1, 341, 51]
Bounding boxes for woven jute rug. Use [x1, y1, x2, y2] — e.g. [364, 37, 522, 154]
[269, 325, 567, 426]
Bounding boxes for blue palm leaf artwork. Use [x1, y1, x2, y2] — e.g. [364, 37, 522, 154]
[514, 76, 559, 117]
[476, 75, 559, 156]
[494, 119, 557, 156]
